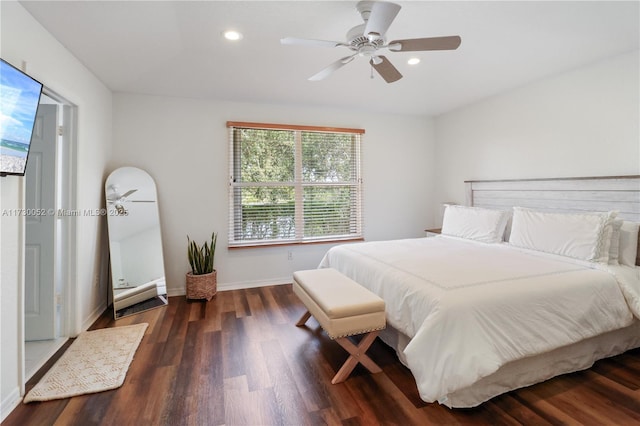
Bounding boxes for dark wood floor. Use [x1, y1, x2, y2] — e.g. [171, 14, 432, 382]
[4, 284, 640, 425]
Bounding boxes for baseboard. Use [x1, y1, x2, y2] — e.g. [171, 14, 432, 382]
[219, 277, 292, 291]
[166, 277, 292, 297]
[82, 302, 108, 332]
[1, 387, 21, 423]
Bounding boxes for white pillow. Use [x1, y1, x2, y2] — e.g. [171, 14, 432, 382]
[441, 205, 510, 243]
[618, 221, 639, 267]
[594, 216, 619, 264]
[608, 219, 623, 264]
[509, 207, 616, 262]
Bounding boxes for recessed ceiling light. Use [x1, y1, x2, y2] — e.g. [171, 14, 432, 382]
[408, 57, 421, 65]
[223, 30, 243, 41]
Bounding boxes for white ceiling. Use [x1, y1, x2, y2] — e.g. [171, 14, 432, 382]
[20, 1, 640, 116]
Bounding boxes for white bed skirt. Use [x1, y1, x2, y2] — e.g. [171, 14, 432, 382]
[379, 320, 640, 408]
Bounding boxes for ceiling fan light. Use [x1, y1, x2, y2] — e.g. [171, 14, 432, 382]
[223, 30, 243, 41]
[408, 57, 420, 65]
[371, 56, 383, 65]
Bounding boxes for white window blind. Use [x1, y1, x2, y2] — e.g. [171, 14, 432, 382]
[227, 122, 363, 247]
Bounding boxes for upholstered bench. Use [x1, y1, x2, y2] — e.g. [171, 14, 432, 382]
[293, 268, 386, 384]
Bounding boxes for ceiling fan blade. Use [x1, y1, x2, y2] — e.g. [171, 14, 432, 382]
[364, 1, 401, 38]
[370, 56, 402, 83]
[309, 55, 356, 81]
[121, 189, 138, 198]
[388, 36, 462, 52]
[281, 37, 346, 48]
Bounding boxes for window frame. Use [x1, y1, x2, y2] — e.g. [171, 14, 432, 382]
[227, 121, 364, 248]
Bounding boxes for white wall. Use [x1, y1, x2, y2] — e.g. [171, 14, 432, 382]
[0, 180, 24, 419]
[119, 227, 164, 285]
[0, 2, 112, 418]
[433, 50, 640, 220]
[111, 94, 435, 295]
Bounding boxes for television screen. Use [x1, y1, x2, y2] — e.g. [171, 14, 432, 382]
[0, 58, 43, 176]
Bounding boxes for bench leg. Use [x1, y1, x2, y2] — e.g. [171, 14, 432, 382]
[331, 330, 381, 384]
[296, 310, 312, 326]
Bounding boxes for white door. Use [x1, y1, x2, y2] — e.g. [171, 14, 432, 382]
[25, 104, 57, 341]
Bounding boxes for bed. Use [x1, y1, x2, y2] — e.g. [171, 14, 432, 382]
[113, 277, 166, 311]
[319, 175, 640, 408]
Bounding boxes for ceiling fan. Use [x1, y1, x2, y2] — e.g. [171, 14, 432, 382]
[106, 185, 154, 204]
[281, 0, 461, 83]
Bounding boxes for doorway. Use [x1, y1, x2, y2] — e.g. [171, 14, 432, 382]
[23, 91, 76, 380]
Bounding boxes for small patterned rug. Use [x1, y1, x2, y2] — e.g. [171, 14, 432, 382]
[24, 323, 148, 403]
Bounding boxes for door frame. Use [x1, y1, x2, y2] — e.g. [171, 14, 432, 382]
[19, 87, 78, 392]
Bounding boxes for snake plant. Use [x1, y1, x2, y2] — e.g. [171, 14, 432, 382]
[187, 231, 217, 275]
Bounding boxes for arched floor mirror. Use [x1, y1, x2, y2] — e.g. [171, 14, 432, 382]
[105, 167, 168, 319]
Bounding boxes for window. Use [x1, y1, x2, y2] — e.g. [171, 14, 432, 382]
[227, 121, 363, 247]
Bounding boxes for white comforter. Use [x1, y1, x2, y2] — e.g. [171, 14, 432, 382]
[319, 236, 638, 404]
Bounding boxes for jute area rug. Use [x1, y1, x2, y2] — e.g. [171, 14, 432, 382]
[24, 323, 148, 403]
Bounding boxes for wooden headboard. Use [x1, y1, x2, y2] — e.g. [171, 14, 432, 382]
[464, 175, 640, 266]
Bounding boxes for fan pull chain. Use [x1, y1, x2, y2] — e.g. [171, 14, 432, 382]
[370, 64, 374, 79]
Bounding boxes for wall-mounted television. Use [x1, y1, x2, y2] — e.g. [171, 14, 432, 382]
[0, 58, 43, 177]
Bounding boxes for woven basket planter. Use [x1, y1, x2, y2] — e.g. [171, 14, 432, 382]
[186, 270, 217, 301]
